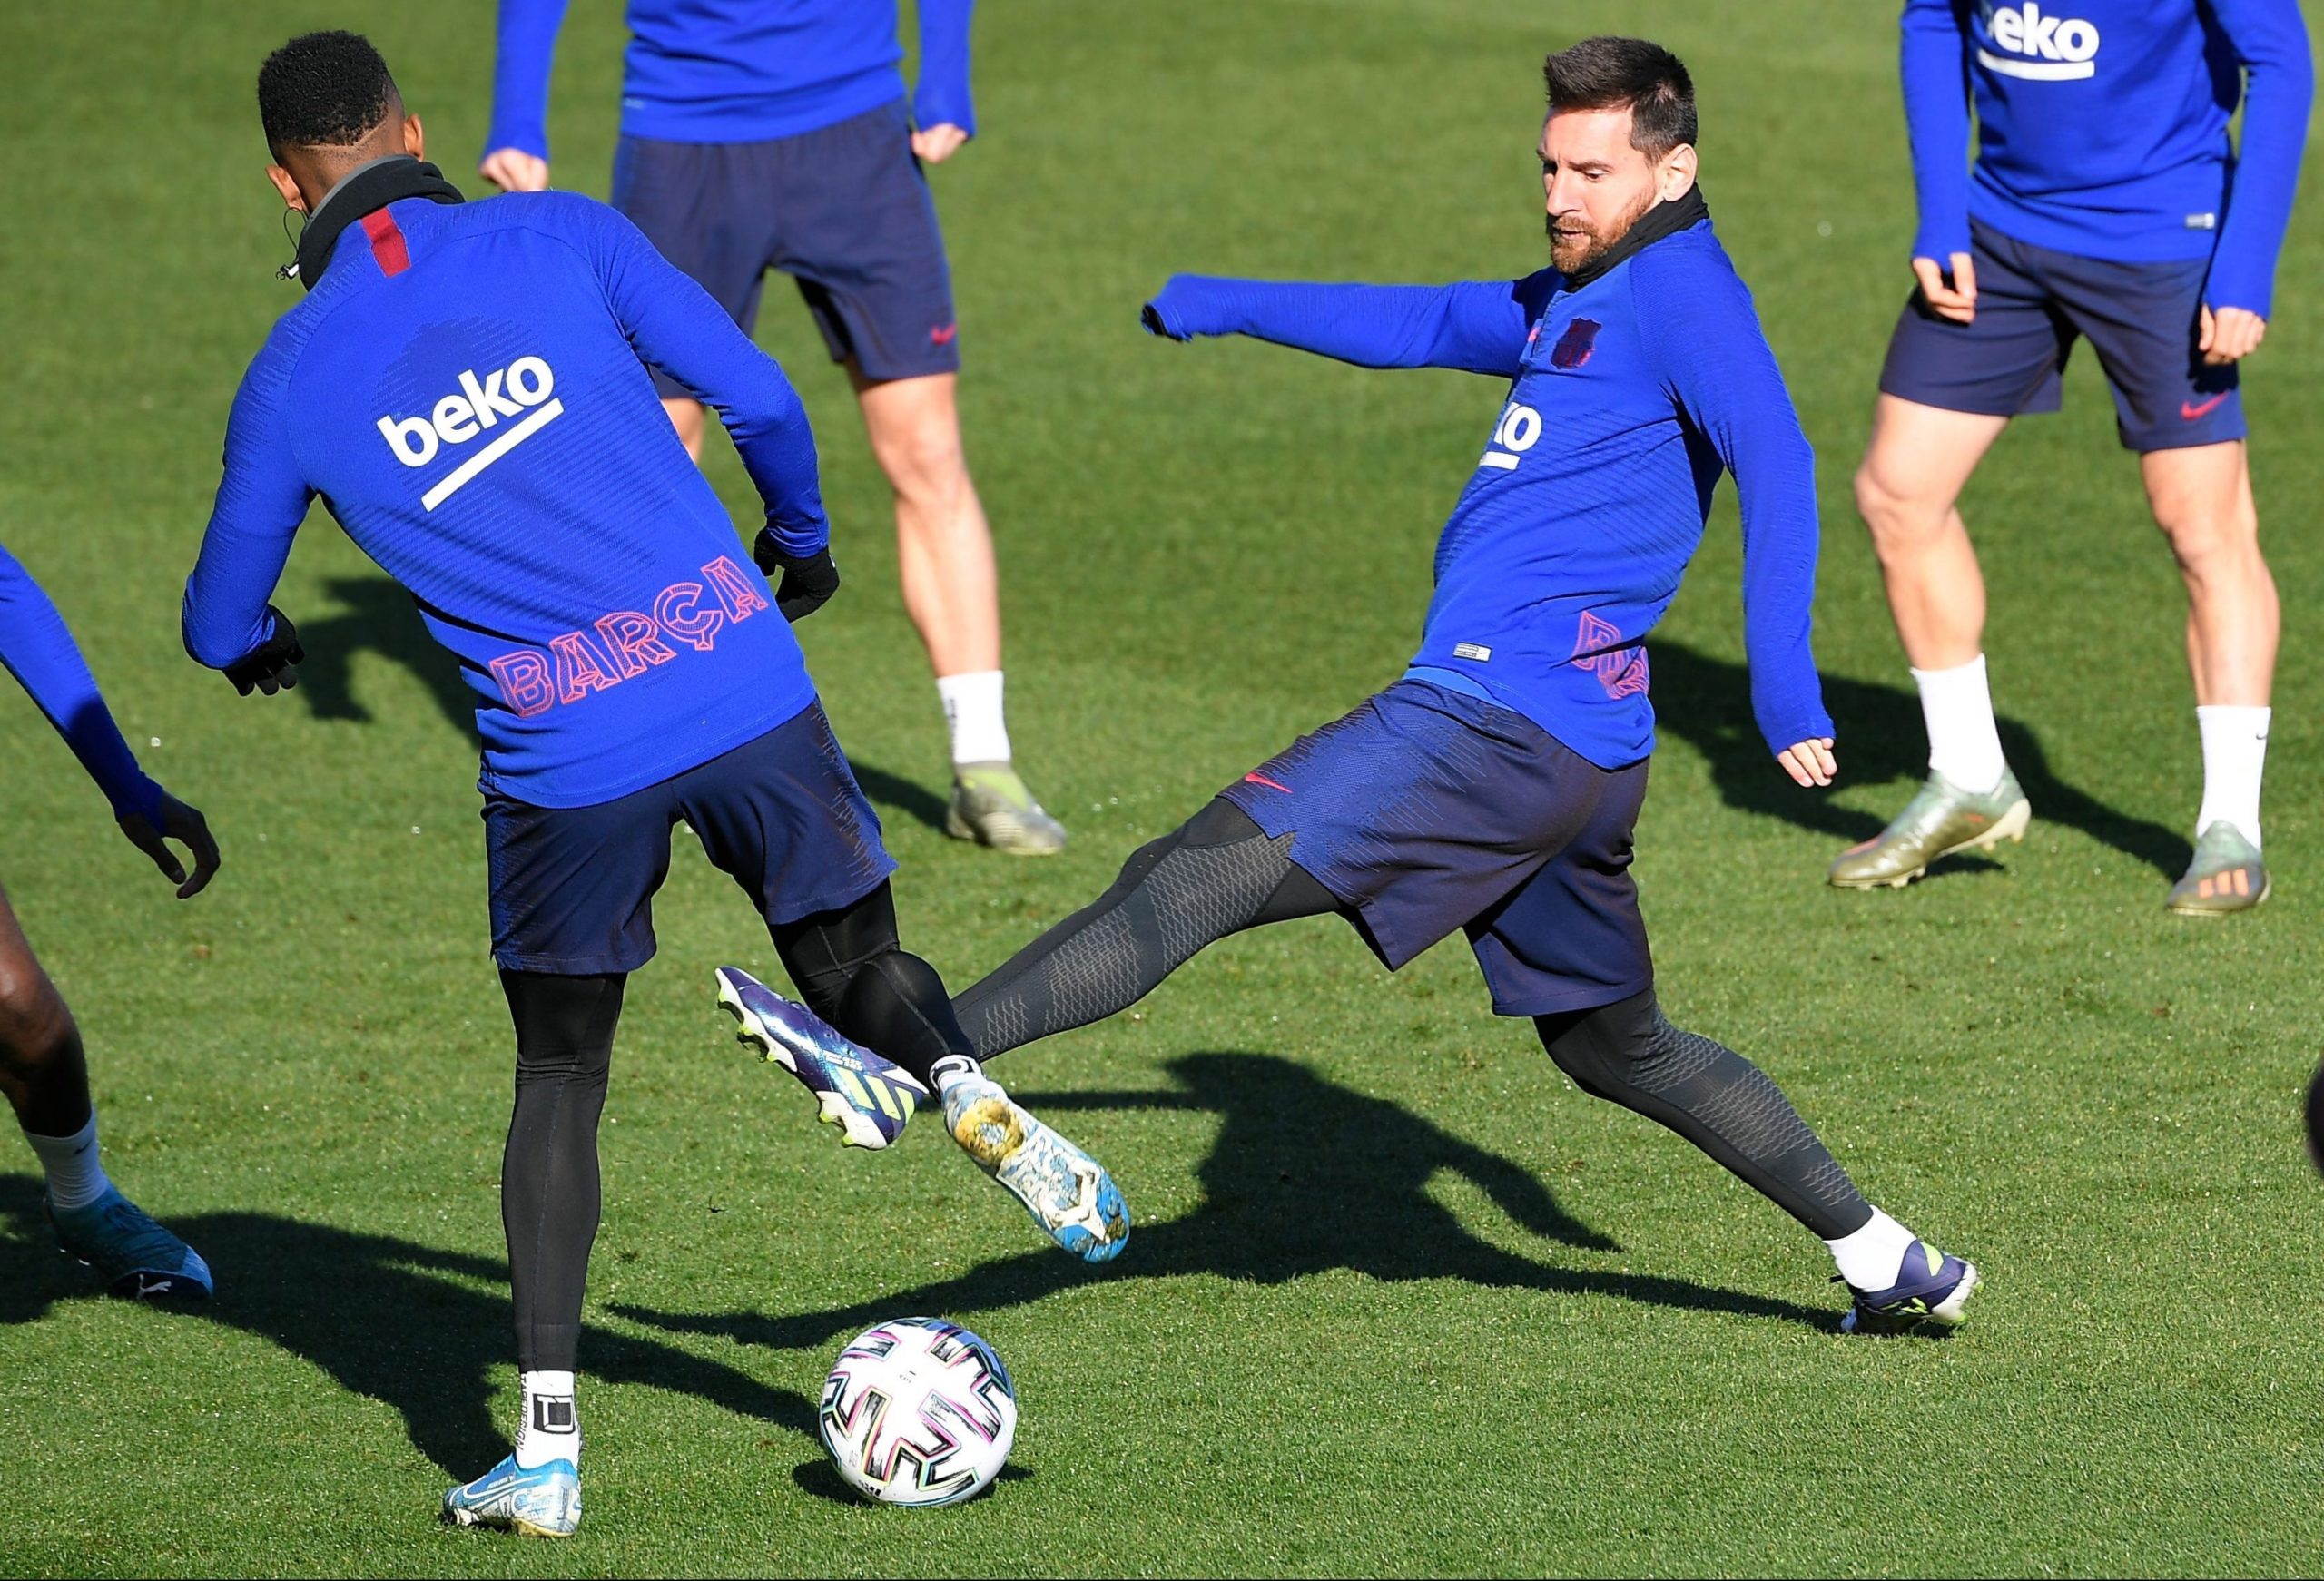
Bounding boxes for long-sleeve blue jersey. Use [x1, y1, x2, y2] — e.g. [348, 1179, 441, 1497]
[488, 0, 976, 161]
[185, 184, 832, 810]
[2, 541, 162, 821]
[1145, 219, 1830, 771]
[1901, 0, 2312, 317]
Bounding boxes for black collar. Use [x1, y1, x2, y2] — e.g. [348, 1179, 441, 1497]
[294, 156, 465, 290]
[1561, 183, 1710, 294]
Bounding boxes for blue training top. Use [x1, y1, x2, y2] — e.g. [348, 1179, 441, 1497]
[487, 0, 976, 160]
[1144, 216, 1830, 771]
[1901, 0, 2313, 317]
[184, 177, 831, 810]
[1, 540, 162, 821]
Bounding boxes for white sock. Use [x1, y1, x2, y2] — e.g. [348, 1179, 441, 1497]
[1824, 1207, 1918, 1291]
[929, 1053, 986, 1095]
[1912, 655, 2007, 794]
[938, 671, 1012, 767]
[514, 1370, 580, 1470]
[2194, 704, 2270, 849]
[24, 1115, 110, 1212]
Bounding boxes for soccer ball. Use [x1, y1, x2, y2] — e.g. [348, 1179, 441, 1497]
[818, 1317, 1017, 1507]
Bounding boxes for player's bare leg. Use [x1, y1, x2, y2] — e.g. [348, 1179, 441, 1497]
[2144, 439, 2275, 913]
[662, 394, 707, 461]
[1832, 396, 2031, 888]
[852, 367, 1064, 855]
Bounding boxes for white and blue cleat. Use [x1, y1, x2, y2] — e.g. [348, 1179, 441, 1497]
[49, 1186, 212, 1301]
[944, 1075, 1130, 1263]
[1839, 1240, 1980, 1335]
[714, 966, 928, 1149]
[442, 1454, 580, 1538]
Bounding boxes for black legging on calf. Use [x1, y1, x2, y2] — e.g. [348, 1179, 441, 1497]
[1534, 989, 1872, 1240]
[767, 881, 973, 1088]
[500, 968, 625, 1374]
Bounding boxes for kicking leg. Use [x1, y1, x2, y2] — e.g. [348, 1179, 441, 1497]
[1536, 989, 1979, 1333]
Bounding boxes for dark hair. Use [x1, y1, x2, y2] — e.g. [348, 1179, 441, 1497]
[258, 31, 399, 156]
[1543, 36, 1696, 158]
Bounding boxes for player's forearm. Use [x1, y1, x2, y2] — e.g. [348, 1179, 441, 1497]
[486, 0, 571, 160]
[2204, 0, 2314, 317]
[1898, 0, 1974, 260]
[1144, 276, 1531, 375]
[0, 550, 162, 819]
[911, 0, 977, 135]
[723, 372, 832, 559]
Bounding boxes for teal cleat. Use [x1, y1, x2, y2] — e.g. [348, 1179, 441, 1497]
[49, 1186, 211, 1301]
[946, 761, 1068, 856]
[714, 966, 928, 1149]
[944, 1075, 1129, 1262]
[1829, 769, 2031, 889]
[2166, 821, 2270, 917]
[442, 1454, 580, 1538]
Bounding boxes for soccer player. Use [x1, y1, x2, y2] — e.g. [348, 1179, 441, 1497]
[480, 0, 1068, 855]
[1837, 0, 2311, 912]
[186, 34, 1123, 1538]
[735, 37, 1982, 1335]
[2, 541, 218, 1299]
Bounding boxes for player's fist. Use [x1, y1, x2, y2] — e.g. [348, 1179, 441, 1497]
[911, 123, 970, 164]
[223, 607, 304, 697]
[479, 148, 551, 192]
[1777, 737, 1837, 789]
[2201, 304, 2267, 365]
[754, 532, 841, 623]
[1911, 253, 1977, 324]
[118, 790, 221, 899]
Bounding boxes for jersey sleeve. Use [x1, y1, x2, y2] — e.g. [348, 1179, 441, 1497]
[1630, 249, 1833, 757]
[0, 542, 162, 820]
[1141, 272, 1555, 377]
[2203, 0, 2314, 319]
[182, 339, 313, 673]
[486, 0, 571, 162]
[911, 0, 978, 136]
[573, 200, 831, 557]
[1899, 0, 1974, 263]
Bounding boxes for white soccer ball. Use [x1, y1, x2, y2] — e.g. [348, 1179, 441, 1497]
[818, 1317, 1017, 1507]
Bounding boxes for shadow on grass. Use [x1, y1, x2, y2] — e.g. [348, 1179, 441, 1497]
[296, 575, 475, 741]
[847, 761, 952, 837]
[0, 1174, 813, 1477]
[789, 1458, 1032, 1507]
[614, 1051, 1837, 1351]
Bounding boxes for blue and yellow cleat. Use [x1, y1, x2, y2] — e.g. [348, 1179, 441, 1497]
[49, 1186, 212, 1301]
[714, 967, 928, 1149]
[944, 1075, 1130, 1262]
[1838, 1240, 1980, 1335]
[442, 1455, 580, 1538]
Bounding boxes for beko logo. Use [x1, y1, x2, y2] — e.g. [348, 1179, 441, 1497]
[1978, 4, 2102, 80]
[375, 356, 564, 511]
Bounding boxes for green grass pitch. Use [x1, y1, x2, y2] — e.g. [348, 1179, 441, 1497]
[3, 1, 2319, 1574]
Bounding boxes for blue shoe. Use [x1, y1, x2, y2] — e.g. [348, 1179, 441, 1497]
[944, 1075, 1130, 1262]
[714, 967, 928, 1149]
[442, 1454, 579, 1537]
[1839, 1240, 1980, 1335]
[48, 1187, 212, 1301]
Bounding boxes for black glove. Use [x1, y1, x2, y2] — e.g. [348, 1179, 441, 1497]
[753, 531, 841, 624]
[223, 606, 304, 696]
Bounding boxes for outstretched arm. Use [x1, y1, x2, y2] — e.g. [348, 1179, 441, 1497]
[183, 345, 311, 684]
[2201, 0, 2313, 347]
[1632, 250, 1834, 779]
[1, 543, 160, 822]
[1142, 271, 1556, 376]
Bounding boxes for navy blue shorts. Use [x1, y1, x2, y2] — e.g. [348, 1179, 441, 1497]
[1221, 681, 1652, 1017]
[1880, 221, 2242, 453]
[482, 703, 895, 975]
[612, 98, 960, 388]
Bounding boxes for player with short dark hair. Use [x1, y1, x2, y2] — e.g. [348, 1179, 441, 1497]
[1837, 0, 2311, 912]
[2, 541, 218, 1299]
[481, 0, 1070, 855]
[730, 36, 1982, 1335]
[189, 32, 1124, 1538]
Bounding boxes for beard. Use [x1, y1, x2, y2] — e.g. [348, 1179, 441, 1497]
[1548, 186, 1658, 274]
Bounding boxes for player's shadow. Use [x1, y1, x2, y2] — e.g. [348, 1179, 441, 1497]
[847, 761, 953, 836]
[293, 575, 476, 741]
[0, 1173, 812, 1477]
[1646, 640, 2191, 879]
[612, 1051, 1835, 1352]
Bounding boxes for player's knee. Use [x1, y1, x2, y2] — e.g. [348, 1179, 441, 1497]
[2152, 496, 2256, 572]
[0, 964, 75, 1070]
[1852, 461, 1943, 550]
[876, 416, 970, 508]
[1533, 989, 1659, 1099]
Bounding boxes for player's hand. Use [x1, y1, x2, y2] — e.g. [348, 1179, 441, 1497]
[479, 148, 551, 192]
[911, 123, 970, 164]
[223, 607, 304, 696]
[2201, 304, 2268, 365]
[1777, 737, 1837, 789]
[1911, 252, 1978, 324]
[117, 790, 220, 899]
[753, 532, 841, 623]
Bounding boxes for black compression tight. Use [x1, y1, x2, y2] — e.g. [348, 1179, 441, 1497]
[767, 881, 974, 1088]
[1535, 989, 1873, 1240]
[501, 968, 624, 1374]
[952, 798, 1343, 1061]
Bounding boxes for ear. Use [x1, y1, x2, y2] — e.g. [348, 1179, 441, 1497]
[1658, 143, 1699, 202]
[401, 113, 426, 162]
[266, 163, 305, 211]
